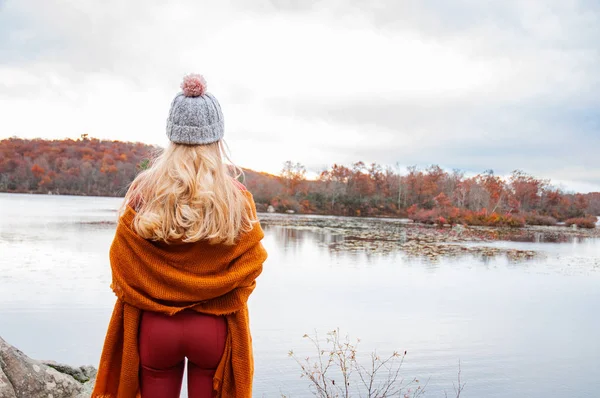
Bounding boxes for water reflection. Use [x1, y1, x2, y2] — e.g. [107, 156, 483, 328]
[506, 230, 586, 243]
[263, 225, 344, 251]
[261, 213, 600, 266]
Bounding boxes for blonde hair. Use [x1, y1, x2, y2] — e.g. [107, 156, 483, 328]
[120, 140, 255, 245]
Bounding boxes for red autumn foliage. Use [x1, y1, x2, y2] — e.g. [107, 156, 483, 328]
[0, 136, 156, 196]
[30, 164, 45, 178]
[459, 210, 525, 228]
[564, 217, 598, 229]
[524, 214, 558, 226]
[408, 206, 525, 228]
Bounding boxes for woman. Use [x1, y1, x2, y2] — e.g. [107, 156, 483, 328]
[92, 74, 268, 398]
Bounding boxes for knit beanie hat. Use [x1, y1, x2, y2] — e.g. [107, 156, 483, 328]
[166, 74, 224, 145]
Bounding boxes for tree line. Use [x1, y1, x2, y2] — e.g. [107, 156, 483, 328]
[1, 138, 598, 228]
[0, 136, 156, 196]
[246, 161, 600, 228]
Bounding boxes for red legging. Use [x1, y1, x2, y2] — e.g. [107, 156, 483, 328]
[139, 310, 227, 398]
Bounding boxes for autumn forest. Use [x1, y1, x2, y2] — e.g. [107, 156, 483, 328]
[1, 137, 598, 228]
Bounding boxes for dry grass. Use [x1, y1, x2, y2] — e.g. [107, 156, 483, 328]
[286, 329, 465, 398]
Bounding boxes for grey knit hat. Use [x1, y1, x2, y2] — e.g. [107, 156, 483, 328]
[166, 74, 224, 145]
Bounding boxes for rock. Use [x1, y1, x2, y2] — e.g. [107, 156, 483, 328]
[285, 209, 295, 214]
[452, 224, 464, 231]
[75, 380, 96, 398]
[0, 336, 96, 398]
[42, 361, 96, 384]
[267, 205, 276, 213]
[0, 365, 17, 398]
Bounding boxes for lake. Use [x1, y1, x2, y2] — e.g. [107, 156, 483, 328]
[1, 192, 599, 397]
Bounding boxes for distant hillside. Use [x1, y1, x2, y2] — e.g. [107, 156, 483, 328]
[0, 136, 157, 196]
[0, 136, 285, 199]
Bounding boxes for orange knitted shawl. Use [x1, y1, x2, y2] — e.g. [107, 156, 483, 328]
[92, 191, 267, 398]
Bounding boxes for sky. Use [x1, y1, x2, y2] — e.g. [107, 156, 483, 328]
[0, 0, 599, 192]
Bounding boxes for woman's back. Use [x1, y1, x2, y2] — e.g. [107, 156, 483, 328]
[92, 74, 267, 398]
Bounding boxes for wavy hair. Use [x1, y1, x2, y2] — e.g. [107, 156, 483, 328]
[120, 141, 255, 245]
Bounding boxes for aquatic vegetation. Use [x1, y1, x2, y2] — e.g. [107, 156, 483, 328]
[260, 213, 599, 260]
[524, 214, 558, 226]
[564, 216, 598, 229]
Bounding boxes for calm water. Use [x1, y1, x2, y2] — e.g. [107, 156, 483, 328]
[1, 193, 599, 397]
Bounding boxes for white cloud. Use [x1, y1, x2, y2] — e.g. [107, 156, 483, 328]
[0, 0, 598, 191]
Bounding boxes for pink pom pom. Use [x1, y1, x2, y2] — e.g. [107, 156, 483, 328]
[180, 74, 207, 97]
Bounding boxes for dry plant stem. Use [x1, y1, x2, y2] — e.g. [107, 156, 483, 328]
[330, 329, 353, 397]
[453, 361, 465, 398]
[290, 329, 441, 398]
[444, 361, 465, 398]
[289, 330, 335, 397]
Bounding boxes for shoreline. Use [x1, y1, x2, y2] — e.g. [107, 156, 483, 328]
[259, 213, 600, 260]
[2, 191, 598, 231]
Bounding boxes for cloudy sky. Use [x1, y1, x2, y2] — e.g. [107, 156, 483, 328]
[1, 0, 599, 192]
